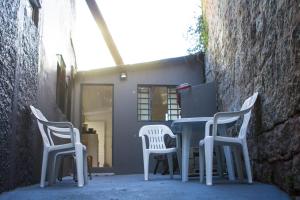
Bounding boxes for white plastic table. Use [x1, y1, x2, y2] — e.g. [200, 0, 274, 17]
[171, 117, 235, 182]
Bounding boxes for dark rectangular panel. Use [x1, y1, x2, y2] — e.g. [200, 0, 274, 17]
[180, 82, 217, 117]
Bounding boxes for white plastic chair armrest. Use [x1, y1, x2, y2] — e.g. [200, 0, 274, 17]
[167, 132, 177, 139]
[37, 119, 75, 143]
[212, 108, 252, 137]
[165, 128, 177, 149]
[140, 135, 147, 150]
[74, 128, 82, 145]
[205, 116, 239, 137]
[45, 121, 74, 131]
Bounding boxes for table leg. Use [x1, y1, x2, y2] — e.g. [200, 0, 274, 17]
[176, 135, 182, 175]
[181, 126, 192, 182]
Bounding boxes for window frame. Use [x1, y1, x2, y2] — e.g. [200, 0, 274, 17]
[56, 55, 67, 115]
[166, 87, 181, 121]
[137, 86, 151, 121]
[137, 84, 181, 122]
[29, 0, 41, 27]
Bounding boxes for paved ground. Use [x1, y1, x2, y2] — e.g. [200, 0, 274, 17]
[0, 174, 290, 200]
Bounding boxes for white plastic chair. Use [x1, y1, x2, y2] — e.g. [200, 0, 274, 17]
[139, 125, 178, 180]
[30, 105, 88, 187]
[199, 92, 258, 185]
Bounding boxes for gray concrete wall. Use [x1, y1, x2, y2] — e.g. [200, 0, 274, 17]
[37, 0, 76, 121]
[73, 55, 204, 174]
[36, 0, 77, 179]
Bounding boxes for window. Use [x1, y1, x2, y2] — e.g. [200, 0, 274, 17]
[167, 87, 181, 120]
[137, 85, 181, 121]
[56, 56, 74, 120]
[137, 87, 151, 121]
[31, 6, 39, 27]
[56, 55, 67, 115]
[28, 0, 41, 27]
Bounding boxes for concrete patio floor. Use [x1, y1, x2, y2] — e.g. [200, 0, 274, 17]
[0, 174, 290, 200]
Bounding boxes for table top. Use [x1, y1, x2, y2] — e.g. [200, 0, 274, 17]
[171, 116, 239, 135]
[170, 117, 213, 135]
[171, 117, 213, 126]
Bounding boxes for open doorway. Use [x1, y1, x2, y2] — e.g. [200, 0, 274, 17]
[80, 84, 113, 169]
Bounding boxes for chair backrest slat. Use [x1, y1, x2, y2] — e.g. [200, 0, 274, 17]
[139, 125, 175, 150]
[238, 92, 258, 139]
[30, 106, 51, 147]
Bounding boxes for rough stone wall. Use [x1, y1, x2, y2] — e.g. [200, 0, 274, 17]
[203, 0, 300, 195]
[0, 0, 39, 192]
[0, 0, 77, 193]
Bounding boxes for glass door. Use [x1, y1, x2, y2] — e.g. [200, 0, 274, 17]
[81, 84, 113, 169]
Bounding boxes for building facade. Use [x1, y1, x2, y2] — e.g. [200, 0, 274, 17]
[73, 55, 204, 174]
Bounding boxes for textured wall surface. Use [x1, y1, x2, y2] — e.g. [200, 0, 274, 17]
[0, 0, 39, 192]
[203, 0, 300, 195]
[0, 1, 20, 192]
[0, 0, 77, 193]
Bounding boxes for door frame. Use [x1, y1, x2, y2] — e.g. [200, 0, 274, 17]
[79, 83, 114, 173]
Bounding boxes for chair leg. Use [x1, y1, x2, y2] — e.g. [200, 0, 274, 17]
[143, 152, 150, 181]
[75, 144, 84, 187]
[153, 159, 160, 175]
[73, 156, 77, 182]
[242, 141, 253, 183]
[55, 155, 63, 183]
[86, 155, 93, 180]
[215, 146, 224, 177]
[57, 156, 64, 182]
[83, 151, 88, 185]
[47, 152, 54, 185]
[204, 136, 214, 186]
[223, 146, 235, 181]
[233, 146, 244, 181]
[40, 149, 49, 188]
[167, 154, 173, 179]
[49, 154, 60, 185]
[199, 145, 205, 183]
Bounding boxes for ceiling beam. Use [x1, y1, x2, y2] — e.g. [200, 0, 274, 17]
[85, 0, 124, 66]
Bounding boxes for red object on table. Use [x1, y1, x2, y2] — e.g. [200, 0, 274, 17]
[176, 83, 191, 108]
